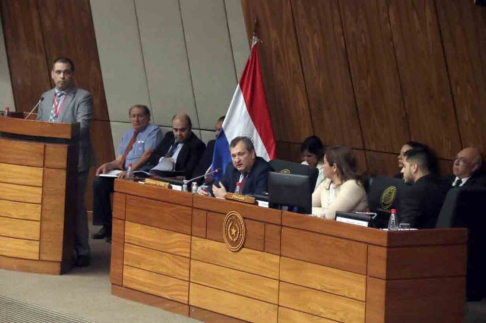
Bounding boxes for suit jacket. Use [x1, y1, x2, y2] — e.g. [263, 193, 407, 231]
[192, 139, 215, 184]
[400, 174, 447, 229]
[37, 87, 94, 172]
[442, 173, 486, 189]
[216, 157, 273, 196]
[148, 131, 205, 179]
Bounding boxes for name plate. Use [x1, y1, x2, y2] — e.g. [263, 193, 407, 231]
[144, 178, 170, 189]
[336, 216, 369, 227]
[225, 193, 256, 204]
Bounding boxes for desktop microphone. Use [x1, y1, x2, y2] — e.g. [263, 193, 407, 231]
[25, 97, 44, 119]
[183, 168, 220, 185]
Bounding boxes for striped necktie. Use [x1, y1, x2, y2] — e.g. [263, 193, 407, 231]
[49, 91, 65, 122]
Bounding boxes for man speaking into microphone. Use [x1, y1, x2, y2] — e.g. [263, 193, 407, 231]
[37, 57, 93, 267]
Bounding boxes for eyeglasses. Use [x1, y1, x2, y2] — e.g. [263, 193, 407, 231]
[130, 115, 147, 120]
[454, 156, 471, 166]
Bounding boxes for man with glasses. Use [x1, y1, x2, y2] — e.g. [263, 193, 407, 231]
[443, 147, 486, 188]
[92, 105, 162, 242]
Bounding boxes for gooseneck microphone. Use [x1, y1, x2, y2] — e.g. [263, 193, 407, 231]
[183, 168, 220, 185]
[25, 97, 44, 119]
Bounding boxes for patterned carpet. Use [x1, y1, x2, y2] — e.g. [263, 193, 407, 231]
[0, 295, 96, 323]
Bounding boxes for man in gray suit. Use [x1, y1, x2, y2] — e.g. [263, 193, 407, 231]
[37, 57, 93, 267]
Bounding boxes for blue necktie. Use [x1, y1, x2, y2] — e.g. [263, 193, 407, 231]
[49, 91, 65, 122]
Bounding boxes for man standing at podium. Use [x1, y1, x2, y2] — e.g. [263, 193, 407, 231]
[37, 57, 93, 267]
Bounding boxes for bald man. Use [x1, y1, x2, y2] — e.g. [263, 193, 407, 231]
[443, 147, 486, 188]
[147, 113, 205, 179]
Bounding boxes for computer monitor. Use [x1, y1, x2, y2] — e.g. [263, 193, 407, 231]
[269, 159, 319, 189]
[268, 172, 312, 214]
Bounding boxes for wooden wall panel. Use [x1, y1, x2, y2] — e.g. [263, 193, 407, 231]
[437, 0, 486, 153]
[339, 0, 409, 153]
[241, 0, 312, 143]
[366, 151, 399, 177]
[0, 163, 43, 187]
[291, 0, 363, 148]
[0, 200, 41, 221]
[387, 0, 460, 159]
[0, 0, 50, 111]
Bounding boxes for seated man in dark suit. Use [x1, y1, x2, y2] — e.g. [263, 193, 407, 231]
[400, 147, 447, 229]
[192, 115, 225, 184]
[442, 147, 486, 189]
[148, 113, 205, 179]
[207, 136, 272, 198]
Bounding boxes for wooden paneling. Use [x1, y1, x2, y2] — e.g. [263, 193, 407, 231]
[39, 168, 66, 262]
[278, 307, 337, 323]
[125, 195, 192, 235]
[110, 241, 124, 286]
[112, 192, 126, 220]
[0, 216, 40, 240]
[190, 306, 249, 323]
[0, 235, 39, 260]
[281, 227, 367, 274]
[124, 244, 190, 281]
[0, 200, 41, 221]
[192, 209, 207, 239]
[206, 212, 265, 251]
[0, 0, 51, 111]
[385, 228, 467, 247]
[264, 224, 280, 255]
[241, 0, 312, 143]
[44, 144, 68, 169]
[193, 194, 282, 225]
[0, 255, 60, 275]
[365, 151, 400, 177]
[387, 0, 460, 159]
[124, 221, 191, 258]
[280, 257, 366, 301]
[0, 163, 43, 186]
[112, 285, 189, 317]
[191, 237, 280, 279]
[279, 282, 365, 323]
[112, 218, 125, 244]
[123, 265, 189, 304]
[115, 179, 192, 207]
[368, 244, 467, 280]
[0, 182, 42, 203]
[437, 0, 486, 153]
[0, 139, 44, 167]
[366, 276, 465, 323]
[291, 0, 363, 148]
[189, 283, 278, 323]
[190, 260, 279, 304]
[339, 0, 409, 153]
[275, 142, 302, 163]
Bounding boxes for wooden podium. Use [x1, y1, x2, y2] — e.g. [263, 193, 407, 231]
[0, 114, 79, 274]
[111, 180, 467, 323]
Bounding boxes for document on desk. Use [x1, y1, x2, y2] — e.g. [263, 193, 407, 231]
[99, 170, 123, 178]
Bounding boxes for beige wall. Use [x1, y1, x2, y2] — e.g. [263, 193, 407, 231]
[0, 16, 15, 111]
[90, 0, 249, 154]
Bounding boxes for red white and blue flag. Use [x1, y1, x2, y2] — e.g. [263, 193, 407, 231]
[212, 37, 276, 181]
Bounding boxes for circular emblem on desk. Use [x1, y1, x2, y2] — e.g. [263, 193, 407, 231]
[380, 186, 397, 210]
[223, 211, 246, 252]
[280, 169, 291, 174]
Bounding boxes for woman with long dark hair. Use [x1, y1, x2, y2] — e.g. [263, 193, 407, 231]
[311, 146, 368, 219]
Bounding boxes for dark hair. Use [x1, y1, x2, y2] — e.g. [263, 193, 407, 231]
[129, 104, 151, 118]
[52, 57, 75, 71]
[230, 136, 254, 151]
[325, 146, 365, 184]
[172, 113, 192, 129]
[301, 136, 324, 160]
[404, 143, 439, 174]
[403, 147, 433, 172]
[217, 115, 225, 123]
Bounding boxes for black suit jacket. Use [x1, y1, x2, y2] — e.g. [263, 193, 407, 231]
[442, 173, 486, 189]
[400, 174, 447, 229]
[148, 131, 205, 179]
[192, 139, 215, 184]
[216, 157, 273, 196]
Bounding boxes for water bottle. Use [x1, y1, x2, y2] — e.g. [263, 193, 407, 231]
[235, 182, 241, 195]
[191, 182, 198, 194]
[126, 163, 134, 180]
[388, 209, 398, 231]
[4, 107, 9, 117]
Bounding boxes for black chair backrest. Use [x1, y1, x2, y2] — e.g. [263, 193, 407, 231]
[367, 175, 411, 228]
[269, 159, 319, 189]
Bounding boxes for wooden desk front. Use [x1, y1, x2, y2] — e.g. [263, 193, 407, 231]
[111, 180, 467, 323]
